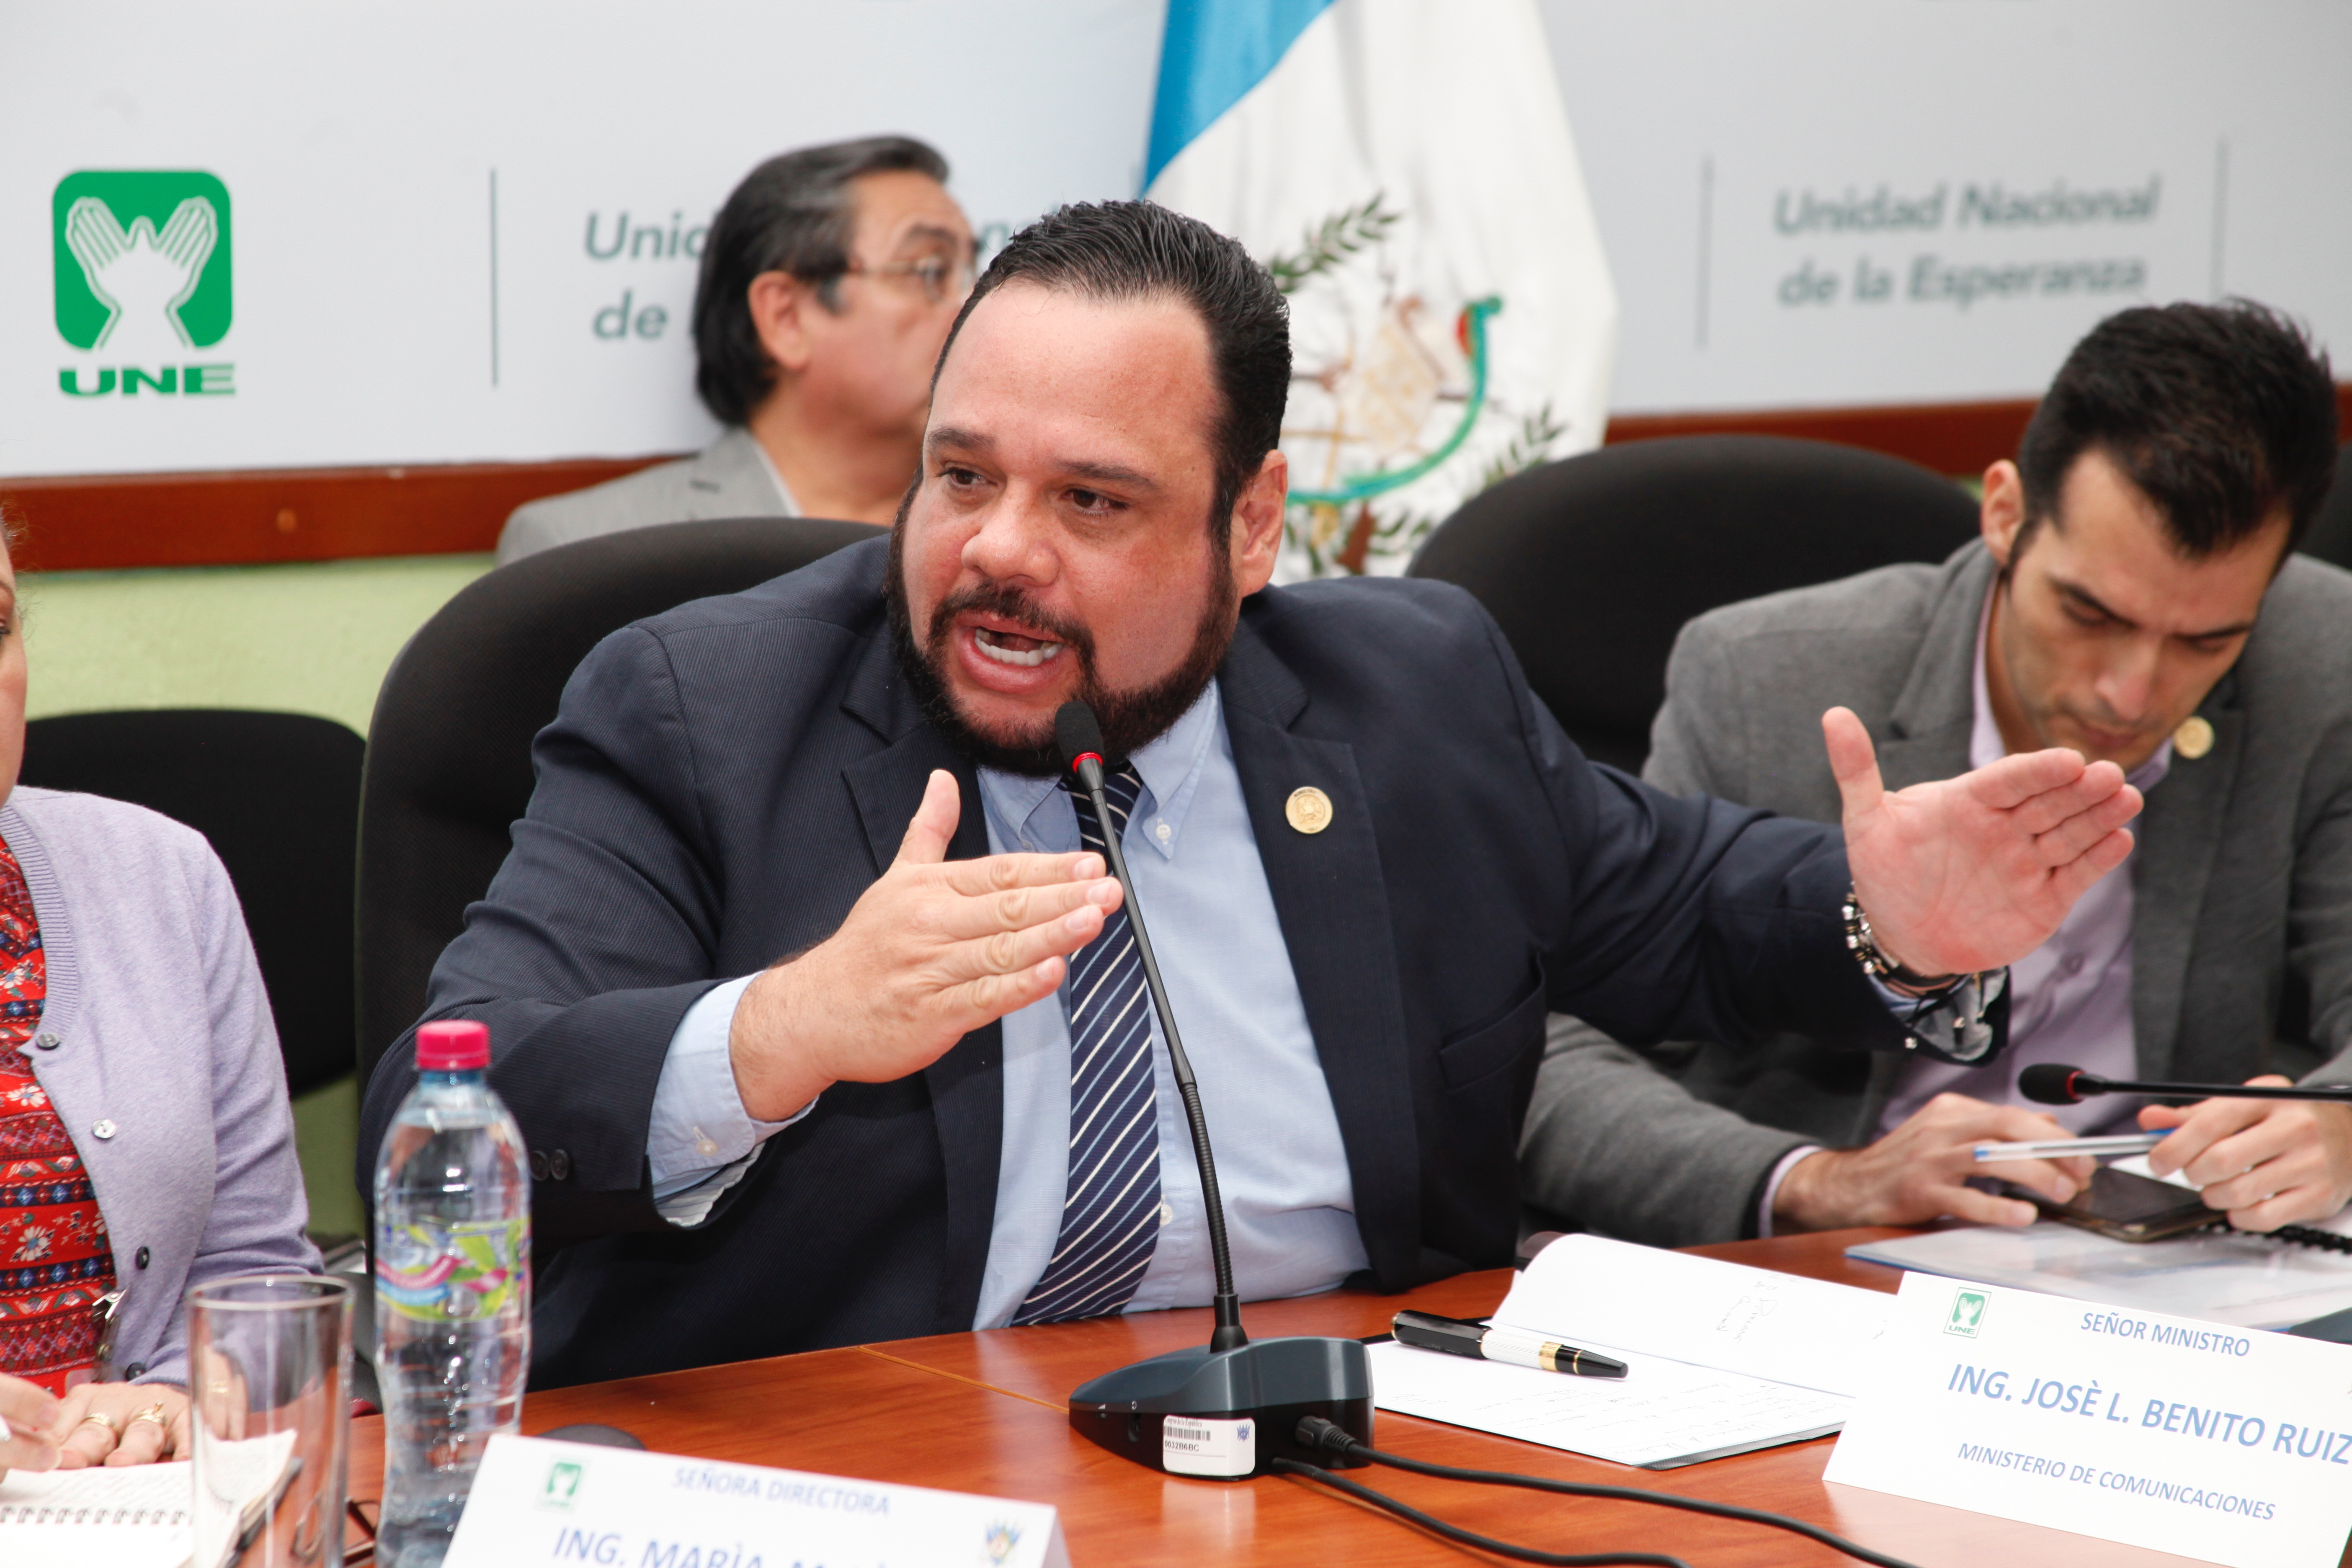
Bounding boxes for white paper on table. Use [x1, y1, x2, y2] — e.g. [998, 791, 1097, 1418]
[191, 1428, 300, 1568]
[1492, 1233, 1895, 1396]
[0, 1459, 192, 1568]
[1848, 1218, 2352, 1331]
[1368, 1338, 1847, 1468]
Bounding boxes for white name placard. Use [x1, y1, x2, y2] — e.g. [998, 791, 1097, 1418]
[442, 1434, 1069, 1568]
[1824, 1273, 2352, 1568]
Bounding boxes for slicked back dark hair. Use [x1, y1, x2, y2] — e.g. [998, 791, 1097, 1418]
[693, 135, 950, 426]
[931, 200, 1290, 548]
[2017, 300, 2339, 560]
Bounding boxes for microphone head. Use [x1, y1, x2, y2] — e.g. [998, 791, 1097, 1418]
[1056, 701, 1106, 776]
[2019, 1064, 2089, 1105]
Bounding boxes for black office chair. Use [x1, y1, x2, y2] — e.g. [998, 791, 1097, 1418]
[354, 516, 883, 1089]
[18, 709, 365, 1097]
[1408, 435, 1983, 773]
[2296, 441, 2352, 572]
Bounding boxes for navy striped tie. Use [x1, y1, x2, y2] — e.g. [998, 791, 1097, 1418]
[1013, 764, 1163, 1325]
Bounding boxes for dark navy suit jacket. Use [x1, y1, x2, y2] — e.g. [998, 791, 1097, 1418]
[360, 536, 1947, 1387]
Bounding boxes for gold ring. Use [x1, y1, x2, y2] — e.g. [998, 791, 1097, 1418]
[75, 1411, 122, 1437]
[128, 1403, 170, 1430]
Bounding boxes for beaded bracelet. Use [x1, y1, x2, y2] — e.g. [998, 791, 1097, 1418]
[1841, 886, 1969, 999]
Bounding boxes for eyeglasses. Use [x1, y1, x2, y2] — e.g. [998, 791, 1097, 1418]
[830, 252, 974, 306]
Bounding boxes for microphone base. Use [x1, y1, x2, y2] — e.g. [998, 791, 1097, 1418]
[1068, 1336, 1373, 1480]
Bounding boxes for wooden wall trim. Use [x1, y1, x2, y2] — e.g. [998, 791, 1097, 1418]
[1602, 397, 2041, 477]
[0, 455, 676, 573]
[1607, 384, 2352, 481]
[5, 386, 2348, 573]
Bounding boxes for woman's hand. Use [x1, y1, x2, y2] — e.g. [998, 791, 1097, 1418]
[49, 1381, 191, 1467]
[0, 1373, 63, 1478]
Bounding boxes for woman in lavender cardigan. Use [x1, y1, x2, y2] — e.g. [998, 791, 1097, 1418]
[0, 534, 317, 1478]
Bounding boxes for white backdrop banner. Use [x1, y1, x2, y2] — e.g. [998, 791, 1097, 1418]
[1536, 0, 2352, 415]
[0, 1, 1163, 480]
[2, 2, 2344, 485]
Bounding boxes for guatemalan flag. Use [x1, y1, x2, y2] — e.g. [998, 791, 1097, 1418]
[1145, 0, 1617, 580]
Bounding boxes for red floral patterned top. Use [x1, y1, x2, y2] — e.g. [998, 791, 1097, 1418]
[0, 834, 116, 1394]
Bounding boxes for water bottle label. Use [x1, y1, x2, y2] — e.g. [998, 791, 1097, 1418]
[375, 1217, 529, 1321]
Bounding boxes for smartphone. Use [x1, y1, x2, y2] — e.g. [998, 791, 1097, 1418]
[1987, 1166, 2218, 1242]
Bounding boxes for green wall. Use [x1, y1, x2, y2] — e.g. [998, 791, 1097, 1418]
[21, 554, 493, 735]
[20, 553, 495, 1239]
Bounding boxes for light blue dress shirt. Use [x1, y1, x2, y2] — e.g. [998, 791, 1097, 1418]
[646, 973, 784, 1225]
[643, 679, 1369, 1324]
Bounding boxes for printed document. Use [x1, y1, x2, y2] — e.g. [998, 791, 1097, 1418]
[1368, 1337, 1846, 1468]
[1371, 1235, 1893, 1467]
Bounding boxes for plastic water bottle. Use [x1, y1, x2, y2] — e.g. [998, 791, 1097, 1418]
[373, 1020, 531, 1568]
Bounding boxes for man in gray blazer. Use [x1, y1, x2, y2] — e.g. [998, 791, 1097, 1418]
[498, 136, 976, 564]
[1522, 300, 2352, 1245]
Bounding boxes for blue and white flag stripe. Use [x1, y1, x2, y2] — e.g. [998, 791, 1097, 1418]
[1145, 0, 1335, 189]
[1145, 0, 1619, 580]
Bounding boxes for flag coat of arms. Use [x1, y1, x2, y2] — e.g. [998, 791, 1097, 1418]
[1145, 0, 1618, 579]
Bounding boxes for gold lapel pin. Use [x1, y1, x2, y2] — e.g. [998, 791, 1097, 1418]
[2174, 716, 2215, 761]
[1285, 786, 1334, 835]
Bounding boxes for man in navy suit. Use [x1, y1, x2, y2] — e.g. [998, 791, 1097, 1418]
[362, 202, 2140, 1387]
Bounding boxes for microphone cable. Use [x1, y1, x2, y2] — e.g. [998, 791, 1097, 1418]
[1270, 1456, 1691, 1568]
[1277, 1416, 1923, 1568]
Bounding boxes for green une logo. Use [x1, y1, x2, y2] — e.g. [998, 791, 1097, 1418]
[54, 170, 232, 351]
[1946, 1289, 1989, 1338]
[539, 1459, 583, 1511]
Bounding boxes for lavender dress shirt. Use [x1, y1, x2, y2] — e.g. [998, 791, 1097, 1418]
[1874, 597, 2173, 1136]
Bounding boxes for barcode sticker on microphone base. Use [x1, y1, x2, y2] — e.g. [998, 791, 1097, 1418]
[1162, 1416, 1255, 1477]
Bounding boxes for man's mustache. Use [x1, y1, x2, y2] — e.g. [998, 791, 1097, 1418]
[927, 582, 1098, 668]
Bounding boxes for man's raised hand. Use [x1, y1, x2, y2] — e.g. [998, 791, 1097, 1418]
[727, 769, 1121, 1121]
[1827, 706, 2142, 978]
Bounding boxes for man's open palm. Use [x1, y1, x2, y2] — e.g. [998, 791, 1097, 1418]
[1827, 707, 2141, 977]
[727, 770, 1121, 1122]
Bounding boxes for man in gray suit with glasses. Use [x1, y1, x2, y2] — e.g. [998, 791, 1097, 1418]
[498, 136, 977, 563]
[1522, 301, 2352, 1245]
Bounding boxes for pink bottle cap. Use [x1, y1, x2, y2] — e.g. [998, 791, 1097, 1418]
[415, 1020, 490, 1072]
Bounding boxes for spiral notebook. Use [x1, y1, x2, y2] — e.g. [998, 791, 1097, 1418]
[0, 1460, 193, 1568]
[0, 1429, 299, 1568]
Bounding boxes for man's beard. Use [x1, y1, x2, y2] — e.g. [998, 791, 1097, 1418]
[886, 518, 1238, 777]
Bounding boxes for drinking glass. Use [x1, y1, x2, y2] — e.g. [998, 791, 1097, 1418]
[187, 1274, 353, 1568]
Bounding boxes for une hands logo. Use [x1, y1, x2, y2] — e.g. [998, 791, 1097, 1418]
[54, 170, 231, 350]
[539, 1458, 585, 1511]
[52, 171, 235, 400]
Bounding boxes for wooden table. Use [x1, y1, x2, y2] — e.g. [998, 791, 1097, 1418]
[350, 1229, 2222, 1566]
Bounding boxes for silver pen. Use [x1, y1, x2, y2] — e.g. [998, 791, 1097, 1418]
[1973, 1132, 2164, 1163]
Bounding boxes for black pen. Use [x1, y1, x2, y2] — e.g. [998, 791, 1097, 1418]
[1392, 1310, 1629, 1378]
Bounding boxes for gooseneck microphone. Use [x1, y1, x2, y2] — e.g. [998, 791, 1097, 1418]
[2020, 1063, 2352, 1106]
[1054, 702, 1245, 1354]
[1053, 701, 1372, 1480]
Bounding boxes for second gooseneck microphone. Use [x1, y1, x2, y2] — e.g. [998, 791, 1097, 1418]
[1055, 701, 1246, 1354]
[2019, 1064, 2352, 1107]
